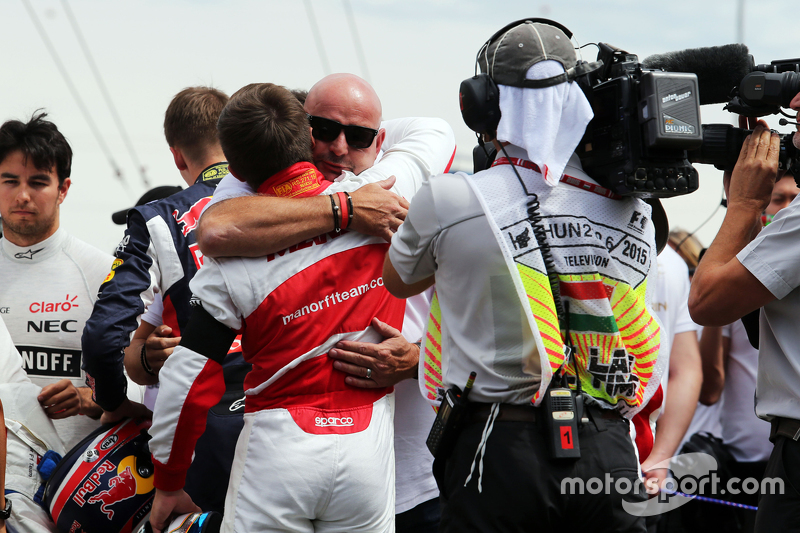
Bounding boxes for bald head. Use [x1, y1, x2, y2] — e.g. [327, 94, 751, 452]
[306, 74, 382, 127]
[304, 73, 385, 180]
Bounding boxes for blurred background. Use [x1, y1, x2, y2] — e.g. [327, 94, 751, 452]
[3, 0, 799, 253]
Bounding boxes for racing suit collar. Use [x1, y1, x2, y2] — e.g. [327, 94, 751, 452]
[1, 227, 66, 264]
[256, 162, 330, 198]
[192, 162, 230, 185]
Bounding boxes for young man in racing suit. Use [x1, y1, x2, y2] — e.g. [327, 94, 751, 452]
[80, 87, 250, 514]
[149, 83, 404, 533]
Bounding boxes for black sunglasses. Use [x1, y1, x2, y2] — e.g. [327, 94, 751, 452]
[307, 114, 379, 149]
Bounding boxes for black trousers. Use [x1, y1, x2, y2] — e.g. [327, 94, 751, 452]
[396, 497, 440, 533]
[755, 436, 800, 532]
[438, 412, 646, 533]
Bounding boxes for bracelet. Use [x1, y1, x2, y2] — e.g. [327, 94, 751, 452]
[337, 192, 349, 230]
[412, 341, 421, 380]
[344, 191, 354, 227]
[141, 344, 157, 377]
[330, 194, 341, 232]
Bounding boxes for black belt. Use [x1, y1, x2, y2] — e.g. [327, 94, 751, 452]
[468, 403, 537, 423]
[467, 402, 622, 425]
[770, 417, 800, 442]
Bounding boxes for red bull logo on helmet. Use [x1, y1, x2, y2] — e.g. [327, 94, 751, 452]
[85, 465, 137, 519]
[173, 197, 212, 237]
[71, 460, 117, 506]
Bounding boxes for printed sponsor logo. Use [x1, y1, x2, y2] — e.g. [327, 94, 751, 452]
[72, 459, 116, 506]
[100, 435, 118, 451]
[663, 116, 696, 134]
[14, 247, 44, 260]
[281, 277, 384, 325]
[202, 164, 229, 181]
[173, 197, 212, 237]
[315, 416, 354, 427]
[274, 182, 293, 196]
[29, 294, 79, 313]
[85, 465, 137, 519]
[27, 319, 78, 333]
[266, 229, 345, 262]
[18, 346, 81, 377]
[661, 90, 692, 104]
[69, 520, 82, 533]
[115, 235, 130, 255]
[627, 211, 649, 233]
[104, 258, 124, 284]
[0, 307, 9, 314]
[229, 397, 246, 412]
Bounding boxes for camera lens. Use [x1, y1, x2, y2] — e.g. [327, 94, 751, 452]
[740, 72, 800, 109]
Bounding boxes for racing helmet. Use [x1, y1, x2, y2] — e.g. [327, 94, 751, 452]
[43, 418, 155, 533]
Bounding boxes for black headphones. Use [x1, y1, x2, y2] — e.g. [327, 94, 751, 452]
[459, 18, 598, 140]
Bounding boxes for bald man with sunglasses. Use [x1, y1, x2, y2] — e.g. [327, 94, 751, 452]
[196, 73, 455, 531]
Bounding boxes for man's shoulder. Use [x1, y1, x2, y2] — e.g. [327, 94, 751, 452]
[62, 232, 114, 264]
[134, 180, 217, 221]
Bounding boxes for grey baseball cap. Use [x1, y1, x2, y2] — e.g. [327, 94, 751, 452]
[479, 21, 577, 87]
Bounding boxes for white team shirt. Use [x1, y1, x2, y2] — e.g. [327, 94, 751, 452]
[719, 320, 772, 462]
[652, 246, 696, 401]
[737, 195, 800, 420]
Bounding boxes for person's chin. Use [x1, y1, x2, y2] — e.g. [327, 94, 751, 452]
[794, 131, 800, 151]
[317, 161, 349, 181]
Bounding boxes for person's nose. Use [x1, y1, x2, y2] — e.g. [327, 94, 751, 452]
[14, 185, 32, 205]
[330, 130, 349, 157]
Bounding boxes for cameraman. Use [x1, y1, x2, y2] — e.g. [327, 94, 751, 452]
[383, 19, 664, 532]
[689, 92, 800, 531]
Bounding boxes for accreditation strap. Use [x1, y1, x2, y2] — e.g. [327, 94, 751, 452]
[492, 157, 622, 199]
[421, 164, 664, 418]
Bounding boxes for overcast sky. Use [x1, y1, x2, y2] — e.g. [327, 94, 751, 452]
[4, 0, 799, 253]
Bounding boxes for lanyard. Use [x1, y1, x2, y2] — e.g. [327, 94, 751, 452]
[491, 157, 622, 200]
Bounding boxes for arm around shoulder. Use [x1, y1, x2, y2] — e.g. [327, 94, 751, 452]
[196, 195, 333, 258]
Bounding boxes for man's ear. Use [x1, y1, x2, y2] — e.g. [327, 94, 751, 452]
[227, 164, 246, 183]
[57, 178, 71, 204]
[374, 128, 386, 155]
[170, 147, 188, 171]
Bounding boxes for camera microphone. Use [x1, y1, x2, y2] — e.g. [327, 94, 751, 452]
[642, 44, 753, 105]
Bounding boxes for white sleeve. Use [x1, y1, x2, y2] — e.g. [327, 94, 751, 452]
[336, 117, 456, 200]
[388, 179, 441, 284]
[141, 292, 164, 326]
[188, 259, 244, 331]
[673, 269, 694, 336]
[738, 201, 800, 299]
[0, 318, 31, 385]
[202, 174, 256, 214]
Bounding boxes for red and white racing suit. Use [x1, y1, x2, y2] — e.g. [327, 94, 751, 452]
[149, 163, 405, 533]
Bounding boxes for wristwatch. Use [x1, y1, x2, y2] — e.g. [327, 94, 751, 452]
[0, 496, 12, 520]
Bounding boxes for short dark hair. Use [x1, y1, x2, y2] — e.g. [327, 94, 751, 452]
[217, 83, 312, 189]
[291, 89, 309, 106]
[0, 112, 72, 185]
[164, 86, 229, 163]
